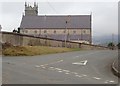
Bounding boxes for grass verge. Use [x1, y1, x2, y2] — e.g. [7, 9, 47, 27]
[3, 46, 80, 56]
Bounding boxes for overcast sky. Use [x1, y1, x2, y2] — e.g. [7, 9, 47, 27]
[0, 0, 118, 37]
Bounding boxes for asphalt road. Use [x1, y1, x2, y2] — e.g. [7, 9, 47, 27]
[2, 50, 119, 84]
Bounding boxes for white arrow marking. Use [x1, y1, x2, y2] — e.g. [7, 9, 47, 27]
[72, 60, 88, 65]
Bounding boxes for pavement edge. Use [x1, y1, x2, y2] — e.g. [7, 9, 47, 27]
[111, 60, 120, 77]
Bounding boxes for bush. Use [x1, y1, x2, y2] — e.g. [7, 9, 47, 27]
[107, 42, 115, 50]
[2, 42, 13, 49]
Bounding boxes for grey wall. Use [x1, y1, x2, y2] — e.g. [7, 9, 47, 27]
[0, 32, 108, 50]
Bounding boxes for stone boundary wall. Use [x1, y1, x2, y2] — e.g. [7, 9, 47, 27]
[0, 32, 108, 50]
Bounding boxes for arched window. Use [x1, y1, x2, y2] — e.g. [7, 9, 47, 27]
[44, 30, 47, 33]
[63, 30, 66, 33]
[54, 30, 56, 34]
[25, 30, 28, 33]
[73, 30, 76, 34]
[34, 30, 37, 33]
[83, 30, 86, 34]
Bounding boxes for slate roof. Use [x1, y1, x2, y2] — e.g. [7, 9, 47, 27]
[20, 15, 91, 29]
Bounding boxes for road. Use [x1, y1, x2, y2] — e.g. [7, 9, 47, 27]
[2, 50, 118, 84]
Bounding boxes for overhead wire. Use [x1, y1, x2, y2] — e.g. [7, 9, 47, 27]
[46, 1, 59, 14]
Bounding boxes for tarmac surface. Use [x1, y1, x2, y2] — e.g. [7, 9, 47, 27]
[2, 50, 119, 84]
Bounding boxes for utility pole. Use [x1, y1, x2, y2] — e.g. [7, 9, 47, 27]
[112, 33, 114, 43]
[65, 21, 67, 47]
[44, 15, 47, 38]
[0, 25, 2, 32]
[112, 33, 114, 50]
[90, 12, 92, 44]
[67, 15, 70, 41]
[65, 15, 70, 47]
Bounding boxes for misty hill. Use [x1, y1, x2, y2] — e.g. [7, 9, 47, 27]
[93, 34, 119, 46]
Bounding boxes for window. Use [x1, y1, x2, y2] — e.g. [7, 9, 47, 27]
[54, 30, 56, 34]
[63, 30, 66, 33]
[73, 31, 76, 34]
[34, 30, 37, 33]
[44, 30, 47, 33]
[25, 30, 28, 33]
[83, 30, 86, 34]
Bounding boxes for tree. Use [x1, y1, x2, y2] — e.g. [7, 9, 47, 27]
[17, 28, 20, 33]
[13, 29, 18, 33]
[107, 42, 115, 50]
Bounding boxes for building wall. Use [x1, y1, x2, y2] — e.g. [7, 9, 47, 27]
[25, 3, 38, 16]
[20, 28, 90, 35]
[20, 28, 91, 43]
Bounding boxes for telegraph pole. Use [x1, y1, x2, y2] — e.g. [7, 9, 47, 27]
[112, 33, 114, 50]
[67, 15, 70, 41]
[112, 33, 114, 44]
[65, 21, 67, 47]
[0, 25, 2, 32]
[65, 15, 70, 47]
[90, 12, 92, 44]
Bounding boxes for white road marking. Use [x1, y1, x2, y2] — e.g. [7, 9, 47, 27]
[58, 60, 63, 62]
[81, 74, 87, 77]
[49, 68, 55, 70]
[49, 67, 55, 70]
[72, 72, 78, 75]
[40, 60, 63, 67]
[62, 70, 70, 72]
[58, 71, 63, 73]
[109, 80, 115, 83]
[42, 67, 46, 69]
[72, 60, 88, 66]
[76, 56, 79, 58]
[65, 73, 70, 74]
[75, 75, 82, 77]
[40, 65, 44, 67]
[104, 82, 108, 84]
[35, 65, 40, 68]
[55, 68, 62, 70]
[51, 60, 63, 64]
[56, 68, 62, 70]
[93, 77, 101, 80]
[44, 64, 48, 66]
[50, 67, 54, 69]
[104, 80, 109, 84]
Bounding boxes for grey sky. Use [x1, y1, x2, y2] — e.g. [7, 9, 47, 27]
[0, 1, 118, 37]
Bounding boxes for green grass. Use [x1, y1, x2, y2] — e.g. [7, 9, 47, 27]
[3, 46, 80, 56]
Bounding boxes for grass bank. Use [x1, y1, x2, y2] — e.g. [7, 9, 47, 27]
[3, 46, 80, 56]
